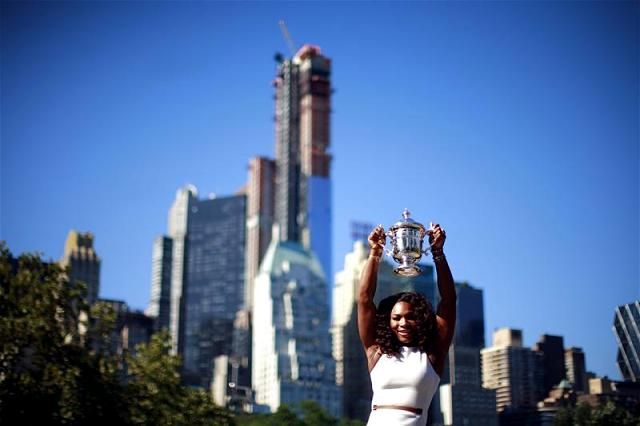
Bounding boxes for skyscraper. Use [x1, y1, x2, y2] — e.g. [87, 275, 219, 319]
[249, 44, 337, 414]
[252, 238, 341, 416]
[453, 283, 486, 349]
[481, 328, 542, 424]
[437, 283, 497, 426]
[60, 230, 101, 304]
[533, 334, 566, 396]
[565, 347, 588, 393]
[331, 239, 436, 421]
[613, 301, 640, 382]
[146, 236, 172, 331]
[273, 45, 332, 290]
[162, 185, 247, 388]
[244, 157, 276, 310]
[167, 185, 196, 352]
[181, 192, 246, 387]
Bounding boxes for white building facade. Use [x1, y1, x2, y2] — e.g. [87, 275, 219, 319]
[252, 238, 341, 417]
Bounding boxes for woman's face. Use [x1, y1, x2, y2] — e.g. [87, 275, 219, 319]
[390, 301, 417, 345]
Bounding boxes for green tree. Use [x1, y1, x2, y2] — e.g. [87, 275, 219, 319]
[589, 401, 635, 426]
[574, 402, 592, 426]
[300, 400, 337, 426]
[0, 243, 234, 425]
[553, 406, 574, 426]
[0, 243, 128, 424]
[272, 404, 305, 426]
[125, 331, 234, 425]
[235, 401, 364, 426]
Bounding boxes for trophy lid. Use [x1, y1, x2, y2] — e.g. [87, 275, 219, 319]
[389, 208, 425, 231]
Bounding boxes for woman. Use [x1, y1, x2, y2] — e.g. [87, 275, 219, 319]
[358, 223, 456, 425]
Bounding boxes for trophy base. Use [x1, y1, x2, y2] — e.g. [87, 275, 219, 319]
[393, 265, 422, 277]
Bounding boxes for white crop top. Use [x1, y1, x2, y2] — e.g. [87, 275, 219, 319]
[369, 346, 440, 412]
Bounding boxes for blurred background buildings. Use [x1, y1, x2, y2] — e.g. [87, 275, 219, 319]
[37, 34, 640, 426]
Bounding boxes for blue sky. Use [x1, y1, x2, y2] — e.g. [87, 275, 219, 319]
[2, 1, 638, 380]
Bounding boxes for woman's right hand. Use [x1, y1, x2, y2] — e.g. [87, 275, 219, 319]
[368, 225, 386, 257]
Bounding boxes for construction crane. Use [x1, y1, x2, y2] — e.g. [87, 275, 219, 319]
[278, 20, 297, 57]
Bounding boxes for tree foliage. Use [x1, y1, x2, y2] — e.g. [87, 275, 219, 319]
[235, 401, 364, 426]
[0, 243, 233, 425]
[0, 243, 365, 425]
[554, 401, 640, 426]
[126, 331, 234, 426]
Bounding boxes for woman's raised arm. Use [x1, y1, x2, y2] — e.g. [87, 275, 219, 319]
[357, 226, 386, 352]
[429, 223, 456, 372]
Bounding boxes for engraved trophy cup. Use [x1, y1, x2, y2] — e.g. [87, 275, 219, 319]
[385, 209, 430, 277]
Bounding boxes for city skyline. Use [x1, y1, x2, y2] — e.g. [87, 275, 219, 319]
[2, 0, 638, 383]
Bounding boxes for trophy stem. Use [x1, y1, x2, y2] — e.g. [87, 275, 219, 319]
[393, 256, 422, 277]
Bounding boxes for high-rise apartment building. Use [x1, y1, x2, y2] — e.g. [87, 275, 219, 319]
[436, 282, 497, 426]
[244, 157, 276, 310]
[160, 185, 246, 388]
[167, 185, 196, 352]
[60, 230, 101, 304]
[533, 334, 565, 396]
[252, 239, 341, 417]
[481, 328, 541, 422]
[454, 283, 486, 349]
[331, 239, 436, 421]
[273, 45, 332, 290]
[181, 192, 246, 387]
[146, 236, 172, 331]
[248, 44, 337, 415]
[565, 347, 588, 393]
[613, 301, 640, 382]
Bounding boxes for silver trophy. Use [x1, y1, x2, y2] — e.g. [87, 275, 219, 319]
[385, 209, 430, 277]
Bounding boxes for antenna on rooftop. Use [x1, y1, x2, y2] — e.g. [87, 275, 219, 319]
[278, 20, 297, 56]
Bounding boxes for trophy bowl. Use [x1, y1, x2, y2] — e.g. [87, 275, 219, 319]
[385, 209, 430, 277]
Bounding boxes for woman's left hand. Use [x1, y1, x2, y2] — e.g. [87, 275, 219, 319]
[428, 222, 446, 251]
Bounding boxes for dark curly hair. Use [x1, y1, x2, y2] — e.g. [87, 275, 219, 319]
[375, 292, 437, 356]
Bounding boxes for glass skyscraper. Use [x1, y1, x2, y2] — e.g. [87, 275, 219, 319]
[437, 282, 497, 426]
[613, 301, 640, 382]
[273, 45, 332, 295]
[180, 192, 246, 387]
[248, 44, 336, 415]
[154, 185, 246, 388]
[252, 239, 341, 416]
[146, 236, 172, 332]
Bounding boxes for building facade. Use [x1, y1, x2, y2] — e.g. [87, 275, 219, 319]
[245, 44, 338, 416]
[273, 45, 332, 293]
[98, 299, 153, 357]
[146, 236, 172, 331]
[613, 301, 640, 382]
[533, 334, 566, 397]
[180, 192, 247, 388]
[481, 328, 542, 423]
[60, 230, 101, 304]
[436, 282, 497, 426]
[252, 239, 341, 416]
[244, 157, 276, 311]
[167, 185, 197, 352]
[158, 186, 247, 388]
[565, 347, 588, 393]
